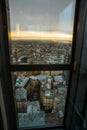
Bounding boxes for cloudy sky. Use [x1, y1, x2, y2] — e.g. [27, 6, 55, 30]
[9, 0, 76, 33]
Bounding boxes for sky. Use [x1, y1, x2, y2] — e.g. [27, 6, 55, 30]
[9, 0, 76, 33]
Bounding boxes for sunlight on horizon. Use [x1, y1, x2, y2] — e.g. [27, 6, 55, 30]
[10, 30, 72, 41]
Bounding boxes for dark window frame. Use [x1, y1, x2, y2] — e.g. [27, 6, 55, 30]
[0, 0, 84, 130]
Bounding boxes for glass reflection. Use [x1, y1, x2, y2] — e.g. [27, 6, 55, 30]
[12, 71, 69, 128]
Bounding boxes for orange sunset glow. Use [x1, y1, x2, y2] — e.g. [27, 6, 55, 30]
[10, 30, 72, 41]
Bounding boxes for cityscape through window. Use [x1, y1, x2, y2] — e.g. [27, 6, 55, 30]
[9, 0, 76, 65]
[12, 71, 69, 128]
[9, 0, 76, 129]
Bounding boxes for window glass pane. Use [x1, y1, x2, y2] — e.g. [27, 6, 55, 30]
[12, 71, 69, 128]
[9, 0, 76, 64]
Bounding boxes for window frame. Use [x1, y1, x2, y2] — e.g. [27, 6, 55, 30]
[0, 0, 82, 130]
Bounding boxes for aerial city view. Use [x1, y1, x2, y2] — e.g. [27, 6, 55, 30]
[11, 28, 71, 128]
[13, 70, 68, 127]
[10, 23, 72, 128]
[11, 39, 72, 64]
[9, 0, 75, 128]
[10, 25, 72, 128]
[10, 24, 72, 65]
